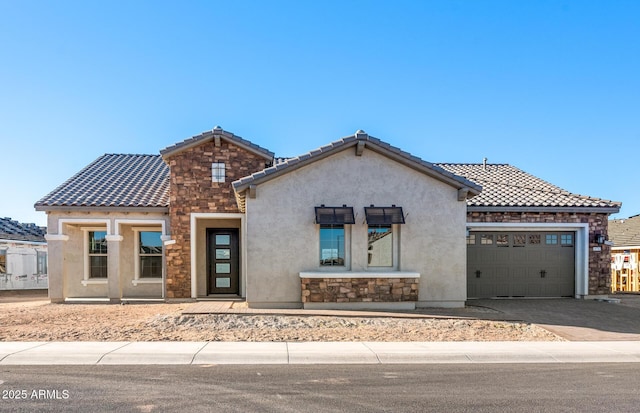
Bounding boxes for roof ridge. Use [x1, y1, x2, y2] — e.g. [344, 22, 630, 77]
[160, 127, 274, 159]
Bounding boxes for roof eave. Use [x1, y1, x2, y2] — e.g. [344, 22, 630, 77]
[34, 206, 170, 214]
[467, 206, 621, 214]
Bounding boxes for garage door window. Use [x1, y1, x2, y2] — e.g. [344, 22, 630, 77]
[546, 234, 558, 245]
[529, 234, 541, 244]
[497, 234, 509, 247]
[561, 234, 573, 246]
[513, 234, 526, 247]
[481, 234, 493, 245]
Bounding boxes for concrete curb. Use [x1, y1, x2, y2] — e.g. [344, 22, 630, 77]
[1, 341, 639, 365]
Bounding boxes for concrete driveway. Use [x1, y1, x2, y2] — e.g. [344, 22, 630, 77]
[472, 294, 640, 341]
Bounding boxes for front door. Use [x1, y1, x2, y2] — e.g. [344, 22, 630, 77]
[207, 228, 239, 295]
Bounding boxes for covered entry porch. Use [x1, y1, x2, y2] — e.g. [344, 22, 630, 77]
[189, 213, 245, 299]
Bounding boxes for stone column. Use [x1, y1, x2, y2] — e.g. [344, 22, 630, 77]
[106, 235, 123, 303]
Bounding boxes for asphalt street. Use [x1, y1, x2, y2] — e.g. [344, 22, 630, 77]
[1, 364, 639, 412]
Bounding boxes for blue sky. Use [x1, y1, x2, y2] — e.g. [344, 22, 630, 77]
[1, 0, 638, 227]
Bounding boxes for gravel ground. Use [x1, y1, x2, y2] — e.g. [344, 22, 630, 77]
[0, 298, 563, 342]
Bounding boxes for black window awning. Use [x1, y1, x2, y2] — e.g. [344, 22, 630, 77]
[364, 206, 405, 225]
[315, 205, 355, 225]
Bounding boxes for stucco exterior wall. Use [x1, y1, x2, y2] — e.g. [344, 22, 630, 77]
[45, 211, 168, 302]
[244, 148, 468, 308]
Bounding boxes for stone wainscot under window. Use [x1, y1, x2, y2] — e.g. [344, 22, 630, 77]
[299, 272, 420, 310]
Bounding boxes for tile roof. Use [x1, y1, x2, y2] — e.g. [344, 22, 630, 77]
[34, 130, 621, 216]
[436, 163, 621, 211]
[35, 154, 169, 210]
[0, 217, 46, 242]
[160, 126, 274, 160]
[609, 215, 640, 247]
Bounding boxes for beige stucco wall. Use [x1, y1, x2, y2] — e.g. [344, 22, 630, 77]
[244, 147, 469, 308]
[45, 211, 168, 302]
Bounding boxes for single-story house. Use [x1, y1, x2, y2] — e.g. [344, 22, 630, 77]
[608, 215, 640, 292]
[0, 217, 48, 290]
[35, 127, 621, 308]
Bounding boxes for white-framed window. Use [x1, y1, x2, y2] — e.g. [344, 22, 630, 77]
[212, 162, 226, 183]
[83, 228, 109, 285]
[367, 225, 393, 267]
[364, 206, 403, 269]
[133, 229, 163, 285]
[315, 205, 355, 268]
[320, 225, 347, 266]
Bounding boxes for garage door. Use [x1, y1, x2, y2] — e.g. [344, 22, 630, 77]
[467, 231, 575, 298]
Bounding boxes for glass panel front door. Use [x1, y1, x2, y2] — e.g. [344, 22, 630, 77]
[207, 228, 239, 294]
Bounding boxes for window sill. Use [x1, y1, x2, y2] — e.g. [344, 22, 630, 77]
[132, 279, 163, 286]
[299, 271, 420, 279]
[81, 279, 108, 286]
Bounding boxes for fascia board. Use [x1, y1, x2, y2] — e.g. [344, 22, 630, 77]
[467, 206, 621, 214]
[34, 206, 169, 214]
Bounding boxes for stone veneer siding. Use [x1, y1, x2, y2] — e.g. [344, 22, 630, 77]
[468, 211, 612, 295]
[301, 278, 419, 303]
[164, 140, 269, 298]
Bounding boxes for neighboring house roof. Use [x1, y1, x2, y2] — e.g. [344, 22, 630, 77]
[436, 163, 621, 213]
[232, 130, 483, 212]
[0, 217, 46, 242]
[160, 126, 274, 161]
[609, 214, 640, 247]
[35, 154, 170, 211]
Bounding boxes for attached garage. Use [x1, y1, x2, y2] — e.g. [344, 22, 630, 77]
[437, 163, 621, 299]
[467, 231, 575, 298]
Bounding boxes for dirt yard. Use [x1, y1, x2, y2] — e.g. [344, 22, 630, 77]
[0, 298, 563, 342]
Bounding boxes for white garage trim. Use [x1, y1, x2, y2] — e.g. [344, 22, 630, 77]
[466, 223, 589, 298]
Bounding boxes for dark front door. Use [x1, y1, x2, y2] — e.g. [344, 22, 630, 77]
[207, 228, 239, 295]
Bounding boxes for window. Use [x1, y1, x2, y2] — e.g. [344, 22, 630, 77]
[546, 234, 558, 245]
[497, 234, 509, 247]
[481, 234, 494, 245]
[466, 234, 476, 245]
[320, 225, 345, 266]
[37, 251, 47, 275]
[139, 231, 162, 278]
[0, 249, 6, 275]
[212, 162, 225, 183]
[316, 205, 354, 267]
[368, 225, 393, 266]
[88, 231, 107, 278]
[561, 234, 573, 246]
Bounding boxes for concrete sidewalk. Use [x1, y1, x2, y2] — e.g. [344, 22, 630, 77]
[1, 341, 639, 365]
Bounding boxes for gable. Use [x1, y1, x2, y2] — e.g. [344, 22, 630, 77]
[160, 126, 274, 161]
[233, 131, 481, 211]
